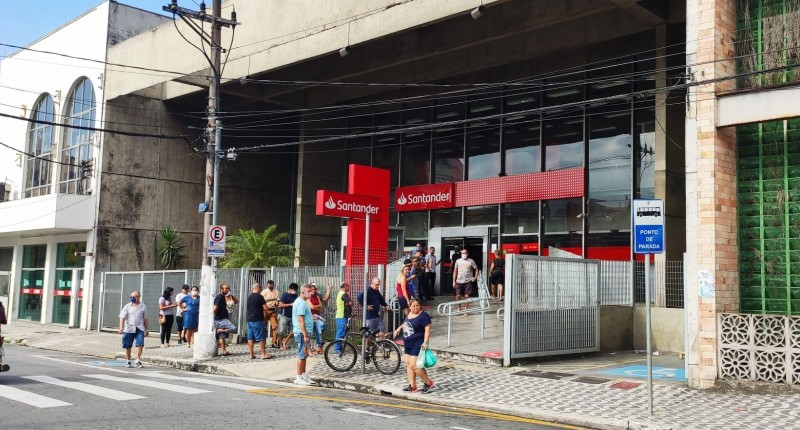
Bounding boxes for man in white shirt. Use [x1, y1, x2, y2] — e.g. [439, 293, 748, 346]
[119, 291, 149, 368]
[452, 248, 478, 312]
[424, 247, 439, 300]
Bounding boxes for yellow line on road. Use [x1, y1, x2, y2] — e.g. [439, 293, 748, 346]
[248, 388, 582, 428]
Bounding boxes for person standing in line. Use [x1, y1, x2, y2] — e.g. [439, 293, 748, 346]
[307, 283, 331, 355]
[245, 283, 273, 360]
[489, 254, 505, 302]
[393, 299, 435, 393]
[357, 277, 389, 337]
[397, 263, 412, 317]
[278, 283, 299, 350]
[334, 282, 353, 353]
[292, 284, 316, 386]
[425, 247, 439, 300]
[452, 248, 478, 313]
[408, 255, 421, 301]
[158, 287, 178, 348]
[119, 291, 148, 368]
[260, 280, 280, 348]
[180, 286, 200, 347]
[213, 284, 238, 356]
[175, 285, 189, 344]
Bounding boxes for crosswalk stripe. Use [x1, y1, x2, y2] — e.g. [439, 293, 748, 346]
[84, 374, 211, 394]
[140, 372, 266, 390]
[0, 384, 72, 408]
[22, 376, 145, 401]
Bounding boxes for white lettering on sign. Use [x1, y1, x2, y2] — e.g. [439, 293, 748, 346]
[640, 229, 660, 235]
[326, 196, 378, 215]
[396, 192, 451, 206]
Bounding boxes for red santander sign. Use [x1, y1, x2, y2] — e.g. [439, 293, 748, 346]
[395, 183, 453, 212]
[316, 190, 381, 221]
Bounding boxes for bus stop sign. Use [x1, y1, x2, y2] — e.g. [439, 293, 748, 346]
[633, 199, 664, 254]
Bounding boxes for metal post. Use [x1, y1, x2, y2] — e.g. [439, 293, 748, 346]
[645, 252, 653, 416]
[361, 212, 370, 374]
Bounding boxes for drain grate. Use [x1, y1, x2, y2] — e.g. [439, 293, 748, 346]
[33, 331, 60, 335]
[573, 376, 610, 384]
[611, 381, 641, 390]
[514, 370, 572, 380]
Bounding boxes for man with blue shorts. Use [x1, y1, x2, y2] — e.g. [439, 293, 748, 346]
[292, 284, 316, 386]
[245, 283, 273, 360]
[119, 291, 148, 368]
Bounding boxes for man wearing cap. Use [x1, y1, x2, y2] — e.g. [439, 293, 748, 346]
[277, 283, 299, 350]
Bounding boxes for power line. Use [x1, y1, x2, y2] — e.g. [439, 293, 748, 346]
[0, 140, 90, 168]
[0, 112, 190, 141]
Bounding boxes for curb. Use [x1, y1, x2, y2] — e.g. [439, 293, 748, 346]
[313, 375, 631, 430]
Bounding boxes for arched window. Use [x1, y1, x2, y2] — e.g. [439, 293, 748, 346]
[25, 94, 56, 197]
[60, 78, 96, 194]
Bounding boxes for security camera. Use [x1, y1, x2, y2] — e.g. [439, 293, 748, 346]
[339, 46, 351, 58]
[471, 5, 485, 20]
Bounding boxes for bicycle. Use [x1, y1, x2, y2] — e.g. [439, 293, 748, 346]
[324, 321, 401, 375]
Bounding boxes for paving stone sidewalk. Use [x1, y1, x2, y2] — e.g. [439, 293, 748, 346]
[4, 322, 800, 430]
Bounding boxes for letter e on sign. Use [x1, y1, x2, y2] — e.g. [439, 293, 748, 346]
[209, 225, 226, 242]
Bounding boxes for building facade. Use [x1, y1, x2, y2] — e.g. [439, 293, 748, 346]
[0, 1, 169, 328]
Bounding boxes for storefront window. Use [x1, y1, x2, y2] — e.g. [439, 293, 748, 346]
[433, 97, 465, 183]
[431, 208, 462, 228]
[53, 243, 85, 325]
[400, 212, 428, 241]
[465, 205, 498, 226]
[402, 105, 431, 186]
[19, 244, 47, 321]
[503, 91, 541, 175]
[502, 202, 539, 234]
[542, 199, 583, 256]
[543, 72, 584, 171]
[588, 105, 632, 233]
[467, 93, 501, 179]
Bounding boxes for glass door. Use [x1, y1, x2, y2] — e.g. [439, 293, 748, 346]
[52, 243, 86, 326]
[441, 236, 485, 295]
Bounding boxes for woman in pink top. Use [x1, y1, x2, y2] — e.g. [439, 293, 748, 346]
[396, 263, 412, 317]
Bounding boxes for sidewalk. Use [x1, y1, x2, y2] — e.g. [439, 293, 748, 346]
[4, 320, 800, 430]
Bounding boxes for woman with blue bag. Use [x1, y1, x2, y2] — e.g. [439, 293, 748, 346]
[393, 299, 436, 393]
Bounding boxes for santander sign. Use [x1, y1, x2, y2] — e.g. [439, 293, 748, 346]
[316, 190, 381, 220]
[395, 183, 454, 212]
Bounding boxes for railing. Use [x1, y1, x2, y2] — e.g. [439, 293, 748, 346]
[436, 275, 491, 346]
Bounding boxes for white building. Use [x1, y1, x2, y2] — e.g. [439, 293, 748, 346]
[0, 1, 169, 328]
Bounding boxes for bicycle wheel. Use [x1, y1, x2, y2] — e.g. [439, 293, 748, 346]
[371, 339, 401, 375]
[324, 340, 357, 372]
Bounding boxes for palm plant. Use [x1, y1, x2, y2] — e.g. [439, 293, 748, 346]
[220, 225, 296, 268]
[157, 226, 186, 269]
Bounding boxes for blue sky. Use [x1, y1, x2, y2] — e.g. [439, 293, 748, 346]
[0, 0, 171, 56]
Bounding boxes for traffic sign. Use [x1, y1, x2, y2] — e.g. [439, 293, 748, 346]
[208, 225, 226, 257]
[632, 199, 664, 254]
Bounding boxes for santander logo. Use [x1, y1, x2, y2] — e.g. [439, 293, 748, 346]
[397, 191, 451, 206]
[325, 196, 336, 209]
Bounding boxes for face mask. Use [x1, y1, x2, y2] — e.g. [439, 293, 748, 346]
[130, 297, 137, 304]
[225, 291, 231, 297]
[191, 291, 198, 297]
[461, 254, 468, 258]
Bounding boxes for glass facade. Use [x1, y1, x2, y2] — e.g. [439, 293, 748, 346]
[737, 119, 800, 315]
[337, 56, 654, 257]
[25, 95, 56, 198]
[53, 243, 86, 325]
[19, 245, 46, 321]
[60, 78, 96, 194]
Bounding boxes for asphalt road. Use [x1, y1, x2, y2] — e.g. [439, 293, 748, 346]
[0, 344, 579, 430]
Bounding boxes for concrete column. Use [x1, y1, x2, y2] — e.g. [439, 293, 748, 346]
[9, 244, 23, 320]
[41, 240, 58, 324]
[685, 0, 738, 389]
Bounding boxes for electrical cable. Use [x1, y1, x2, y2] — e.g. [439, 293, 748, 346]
[0, 112, 189, 140]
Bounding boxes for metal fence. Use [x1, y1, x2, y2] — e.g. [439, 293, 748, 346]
[100, 266, 382, 342]
[503, 254, 600, 364]
[634, 261, 684, 308]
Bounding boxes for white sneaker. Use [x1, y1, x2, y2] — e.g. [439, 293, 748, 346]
[302, 375, 317, 385]
[125, 361, 132, 368]
[293, 377, 312, 386]
[135, 360, 144, 368]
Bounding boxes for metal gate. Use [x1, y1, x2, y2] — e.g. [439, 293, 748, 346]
[502, 254, 600, 365]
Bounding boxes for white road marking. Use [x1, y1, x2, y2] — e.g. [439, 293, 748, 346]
[139, 372, 266, 390]
[0, 384, 72, 408]
[84, 374, 210, 394]
[22, 375, 145, 401]
[342, 407, 397, 419]
[450, 427, 473, 430]
[185, 372, 300, 388]
[31, 355, 131, 374]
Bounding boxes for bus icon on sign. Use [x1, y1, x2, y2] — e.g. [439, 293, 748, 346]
[637, 207, 661, 217]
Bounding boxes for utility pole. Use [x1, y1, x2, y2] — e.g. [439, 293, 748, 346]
[164, 0, 239, 359]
